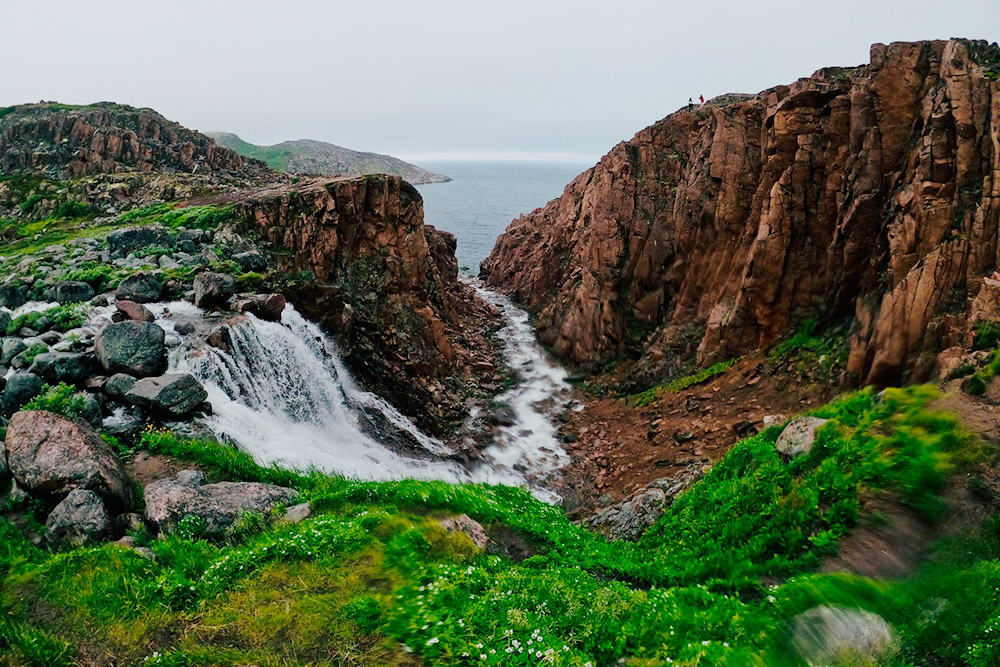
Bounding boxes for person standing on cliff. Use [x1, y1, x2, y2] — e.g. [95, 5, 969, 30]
[699, 94, 705, 104]
[688, 97, 693, 110]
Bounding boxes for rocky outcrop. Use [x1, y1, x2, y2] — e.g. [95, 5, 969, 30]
[144, 470, 298, 535]
[95, 320, 167, 377]
[217, 175, 503, 435]
[4, 410, 134, 510]
[483, 39, 1000, 388]
[0, 102, 269, 181]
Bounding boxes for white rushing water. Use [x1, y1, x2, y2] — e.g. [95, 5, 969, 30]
[130, 295, 572, 496]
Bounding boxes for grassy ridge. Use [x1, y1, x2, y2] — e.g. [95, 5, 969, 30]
[1, 387, 998, 666]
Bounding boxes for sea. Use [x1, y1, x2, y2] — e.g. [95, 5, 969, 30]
[414, 160, 593, 273]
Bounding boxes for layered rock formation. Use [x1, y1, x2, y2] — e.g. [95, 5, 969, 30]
[219, 175, 502, 435]
[483, 39, 1000, 387]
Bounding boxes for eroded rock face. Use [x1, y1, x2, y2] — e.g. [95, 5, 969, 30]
[144, 470, 298, 535]
[5, 410, 133, 510]
[227, 175, 503, 435]
[483, 39, 1000, 388]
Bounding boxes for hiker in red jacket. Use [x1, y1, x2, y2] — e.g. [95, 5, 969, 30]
[699, 94, 705, 104]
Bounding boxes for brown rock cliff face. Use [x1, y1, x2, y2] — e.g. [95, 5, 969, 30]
[482, 39, 1000, 387]
[231, 175, 501, 435]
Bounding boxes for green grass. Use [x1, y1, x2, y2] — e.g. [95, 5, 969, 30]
[1, 386, 994, 666]
[6, 303, 86, 335]
[115, 203, 234, 231]
[628, 357, 742, 407]
[23, 383, 93, 422]
[768, 317, 849, 379]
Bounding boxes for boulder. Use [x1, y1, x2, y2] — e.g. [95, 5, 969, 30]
[28, 352, 93, 383]
[45, 489, 111, 545]
[115, 272, 164, 304]
[437, 514, 491, 550]
[232, 293, 286, 322]
[51, 281, 95, 304]
[2, 373, 45, 415]
[0, 283, 27, 309]
[775, 416, 830, 458]
[107, 225, 174, 255]
[0, 439, 9, 483]
[282, 502, 312, 524]
[115, 300, 155, 322]
[4, 410, 133, 510]
[1, 337, 27, 365]
[193, 272, 235, 309]
[233, 251, 267, 272]
[0, 310, 9, 336]
[95, 321, 166, 376]
[104, 373, 138, 401]
[125, 373, 208, 418]
[791, 606, 897, 666]
[144, 471, 298, 535]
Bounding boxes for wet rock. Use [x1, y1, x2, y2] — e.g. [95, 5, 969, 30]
[95, 320, 166, 377]
[193, 272, 235, 308]
[791, 606, 897, 666]
[437, 514, 491, 550]
[231, 293, 286, 321]
[588, 468, 703, 540]
[0, 284, 27, 310]
[144, 471, 298, 535]
[5, 410, 133, 510]
[1, 337, 27, 365]
[125, 373, 208, 418]
[51, 281, 95, 304]
[233, 250, 267, 272]
[174, 321, 196, 336]
[2, 373, 45, 415]
[115, 272, 164, 303]
[46, 489, 111, 545]
[775, 416, 829, 458]
[115, 300, 155, 322]
[104, 372, 138, 401]
[107, 225, 173, 255]
[29, 352, 93, 383]
[0, 311, 9, 336]
[39, 331, 61, 345]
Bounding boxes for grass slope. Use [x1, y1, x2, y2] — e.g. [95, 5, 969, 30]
[2, 386, 999, 666]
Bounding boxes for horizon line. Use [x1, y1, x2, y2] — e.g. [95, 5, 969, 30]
[398, 151, 599, 164]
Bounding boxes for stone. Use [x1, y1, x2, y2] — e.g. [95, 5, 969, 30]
[791, 606, 897, 666]
[1, 337, 27, 365]
[0, 284, 27, 309]
[233, 250, 267, 272]
[107, 225, 174, 255]
[762, 414, 786, 428]
[95, 320, 166, 376]
[437, 514, 491, 550]
[193, 272, 235, 308]
[0, 310, 9, 336]
[775, 416, 830, 458]
[45, 489, 111, 545]
[51, 281, 95, 304]
[144, 471, 298, 535]
[104, 372, 138, 400]
[2, 373, 45, 415]
[282, 502, 312, 524]
[5, 410, 133, 510]
[125, 373, 208, 418]
[28, 352, 93, 383]
[115, 272, 163, 303]
[231, 293, 286, 321]
[0, 438, 8, 482]
[115, 300, 155, 322]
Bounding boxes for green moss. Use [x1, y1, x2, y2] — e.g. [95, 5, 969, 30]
[628, 357, 742, 407]
[7, 304, 86, 335]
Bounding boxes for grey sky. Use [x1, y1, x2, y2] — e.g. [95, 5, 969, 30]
[2, 0, 997, 162]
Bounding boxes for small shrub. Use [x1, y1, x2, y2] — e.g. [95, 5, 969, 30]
[24, 382, 92, 421]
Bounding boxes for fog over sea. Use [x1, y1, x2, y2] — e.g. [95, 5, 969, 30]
[415, 160, 593, 273]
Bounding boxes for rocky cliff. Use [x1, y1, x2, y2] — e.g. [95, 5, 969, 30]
[216, 175, 501, 435]
[483, 39, 1000, 387]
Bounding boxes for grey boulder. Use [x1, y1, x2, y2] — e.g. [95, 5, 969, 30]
[125, 374, 208, 418]
[775, 416, 830, 458]
[95, 320, 166, 376]
[29, 352, 93, 383]
[2, 372, 45, 415]
[4, 410, 134, 511]
[1, 337, 26, 365]
[51, 281, 95, 304]
[104, 373, 138, 401]
[46, 489, 111, 545]
[115, 272, 164, 304]
[107, 225, 174, 255]
[791, 606, 897, 666]
[193, 272, 235, 309]
[144, 471, 298, 535]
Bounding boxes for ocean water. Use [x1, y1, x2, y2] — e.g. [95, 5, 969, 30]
[415, 160, 592, 273]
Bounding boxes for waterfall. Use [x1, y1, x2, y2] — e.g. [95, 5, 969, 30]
[91, 291, 572, 497]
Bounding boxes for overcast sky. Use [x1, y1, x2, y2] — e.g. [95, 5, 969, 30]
[2, 0, 997, 162]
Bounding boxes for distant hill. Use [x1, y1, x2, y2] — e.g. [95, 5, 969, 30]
[207, 132, 450, 185]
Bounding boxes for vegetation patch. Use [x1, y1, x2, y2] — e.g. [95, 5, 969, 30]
[628, 357, 742, 407]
